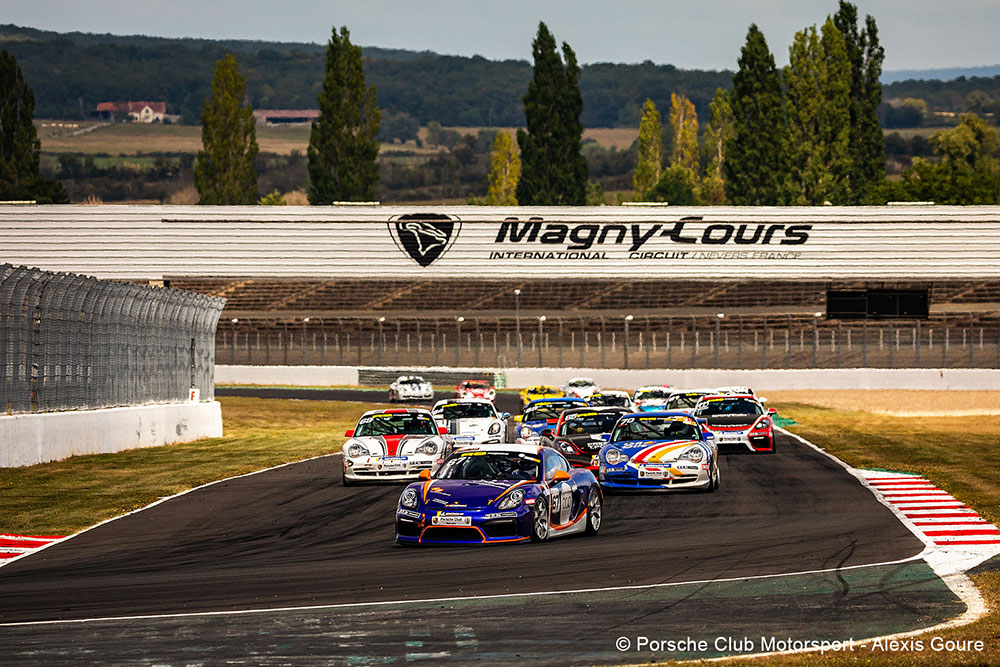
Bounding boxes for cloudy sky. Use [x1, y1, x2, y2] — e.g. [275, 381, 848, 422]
[3, 0, 998, 71]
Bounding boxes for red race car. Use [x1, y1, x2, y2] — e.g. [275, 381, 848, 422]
[693, 394, 777, 453]
[455, 379, 497, 402]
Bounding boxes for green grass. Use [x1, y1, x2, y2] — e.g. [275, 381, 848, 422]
[0, 397, 393, 535]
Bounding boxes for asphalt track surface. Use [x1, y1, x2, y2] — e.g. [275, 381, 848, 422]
[0, 388, 934, 664]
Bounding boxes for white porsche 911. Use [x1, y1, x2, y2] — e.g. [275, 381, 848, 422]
[342, 408, 450, 484]
[562, 377, 600, 399]
[389, 375, 435, 402]
[432, 398, 510, 445]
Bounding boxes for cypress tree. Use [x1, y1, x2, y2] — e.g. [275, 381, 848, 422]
[194, 54, 259, 205]
[724, 25, 791, 205]
[308, 26, 381, 204]
[833, 1, 886, 203]
[516, 22, 587, 205]
[0, 49, 67, 203]
[785, 20, 851, 204]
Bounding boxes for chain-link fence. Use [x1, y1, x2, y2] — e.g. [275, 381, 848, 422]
[216, 313, 1000, 370]
[1, 264, 226, 414]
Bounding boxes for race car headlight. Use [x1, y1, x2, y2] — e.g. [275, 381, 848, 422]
[604, 448, 627, 465]
[679, 447, 705, 463]
[421, 441, 438, 455]
[400, 488, 419, 509]
[558, 441, 576, 455]
[497, 488, 525, 510]
[519, 426, 534, 439]
[755, 418, 771, 429]
[488, 422, 501, 435]
[347, 443, 366, 458]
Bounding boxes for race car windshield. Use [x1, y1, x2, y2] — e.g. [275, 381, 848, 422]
[611, 417, 701, 443]
[635, 389, 668, 400]
[666, 394, 704, 410]
[435, 403, 496, 420]
[522, 404, 567, 421]
[568, 380, 592, 387]
[437, 453, 541, 481]
[589, 394, 626, 407]
[398, 378, 425, 386]
[355, 414, 436, 437]
[695, 398, 763, 417]
[462, 381, 490, 389]
[529, 386, 557, 394]
[558, 412, 622, 436]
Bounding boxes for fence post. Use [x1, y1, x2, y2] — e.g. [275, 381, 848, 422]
[914, 321, 921, 367]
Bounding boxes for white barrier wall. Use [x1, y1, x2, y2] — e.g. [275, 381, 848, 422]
[0, 402, 223, 468]
[216, 365, 360, 386]
[216, 365, 1000, 391]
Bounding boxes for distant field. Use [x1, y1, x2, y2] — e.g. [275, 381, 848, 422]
[882, 126, 954, 138]
[37, 120, 637, 156]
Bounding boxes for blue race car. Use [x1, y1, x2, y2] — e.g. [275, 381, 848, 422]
[513, 397, 588, 443]
[395, 445, 603, 545]
[597, 411, 720, 491]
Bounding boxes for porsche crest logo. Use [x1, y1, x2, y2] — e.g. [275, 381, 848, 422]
[389, 214, 461, 267]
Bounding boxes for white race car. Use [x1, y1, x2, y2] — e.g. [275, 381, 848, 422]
[631, 385, 674, 412]
[562, 377, 600, 399]
[431, 398, 510, 445]
[664, 390, 716, 414]
[342, 408, 450, 484]
[389, 375, 435, 401]
[713, 386, 757, 398]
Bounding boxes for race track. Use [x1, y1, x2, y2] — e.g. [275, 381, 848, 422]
[0, 389, 936, 664]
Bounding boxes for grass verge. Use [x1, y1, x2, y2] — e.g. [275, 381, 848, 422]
[684, 401, 1000, 666]
[0, 397, 391, 535]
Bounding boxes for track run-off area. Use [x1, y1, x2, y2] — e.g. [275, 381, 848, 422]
[0, 387, 995, 665]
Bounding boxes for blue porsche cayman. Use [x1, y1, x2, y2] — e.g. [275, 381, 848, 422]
[395, 445, 603, 545]
[597, 411, 720, 491]
[514, 397, 588, 443]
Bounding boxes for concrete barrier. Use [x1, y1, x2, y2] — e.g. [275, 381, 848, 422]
[215, 365, 1000, 391]
[215, 365, 360, 386]
[0, 402, 223, 468]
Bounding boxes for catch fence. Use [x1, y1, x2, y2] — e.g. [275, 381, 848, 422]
[1, 264, 226, 414]
[216, 313, 1000, 371]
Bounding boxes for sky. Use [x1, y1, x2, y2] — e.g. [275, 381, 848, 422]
[2, 0, 998, 71]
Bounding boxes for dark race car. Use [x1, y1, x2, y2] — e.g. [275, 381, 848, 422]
[395, 445, 603, 545]
[540, 406, 630, 470]
[513, 397, 588, 444]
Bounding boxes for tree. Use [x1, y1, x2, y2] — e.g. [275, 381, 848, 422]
[516, 22, 588, 205]
[646, 164, 698, 205]
[308, 26, 381, 204]
[669, 93, 699, 177]
[194, 54, 259, 205]
[833, 1, 885, 203]
[701, 88, 733, 204]
[724, 25, 791, 205]
[633, 99, 663, 199]
[897, 114, 1000, 204]
[784, 20, 851, 204]
[0, 49, 67, 203]
[485, 131, 520, 205]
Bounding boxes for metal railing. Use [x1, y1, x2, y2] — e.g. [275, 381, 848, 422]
[216, 314, 1000, 370]
[1, 264, 226, 414]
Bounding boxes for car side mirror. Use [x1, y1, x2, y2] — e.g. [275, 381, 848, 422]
[344, 429, 354, 437]
[500, 412, 510, 420]
[768, 408, 777, 415]
[514, 415, 522, 423]
[552, 470, 571, 482]
[540, 429, 553, 438]
[759, 397, 768, 403]
[438, 426, 448, 435]
[704, 432, 715, 439]
[696, 418, 707, 424]
[419, 469, 432, 480]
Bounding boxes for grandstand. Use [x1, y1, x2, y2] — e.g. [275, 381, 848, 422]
[3, 205, 998, 370]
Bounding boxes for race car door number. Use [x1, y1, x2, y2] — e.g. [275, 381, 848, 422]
[432, 514, 472, 526]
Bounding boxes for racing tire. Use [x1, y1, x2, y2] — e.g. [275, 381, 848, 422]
[585, 487, 603, 535]
[711, 466, 721, 490]
[530, 497, 550, 542]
